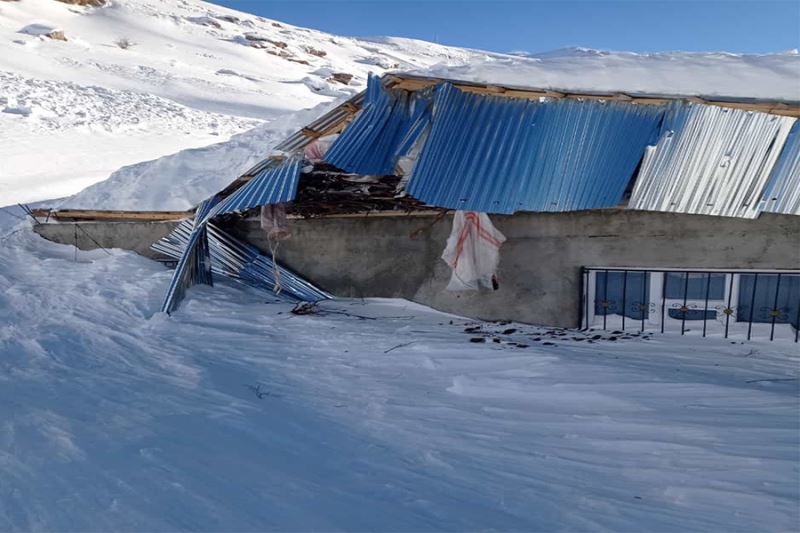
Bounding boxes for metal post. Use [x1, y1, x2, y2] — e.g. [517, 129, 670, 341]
[621, 270, 628, 331]
[603, 269, 608, 330]
[681, 271, 689, 335]
[579, 267, 586, 330]
[724, 273, 734, 339]
[747, 273, 759, 341]
[770, 274, 782, 342]
[660, 272, 667, 334]
[702, 272, 711, 337]
[584, 269, 591, 330]
[641, 271, 647, 332]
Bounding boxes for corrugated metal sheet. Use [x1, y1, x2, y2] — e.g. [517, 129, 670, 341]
[159, 197, 219, 314]
[405, 83, 664, 213]
[153, 220, 330, 303]
[271, 92, 366, 157]
[324, 74, 432, 176]
[760, 122, 800, 215]
[208, 157, 303, 219]
[516, 98, 664, 212]
[240, 93, 367, 178]
[628, 103, 796, 218]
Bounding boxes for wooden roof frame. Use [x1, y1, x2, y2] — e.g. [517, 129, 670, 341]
[385, 73, 800, 118]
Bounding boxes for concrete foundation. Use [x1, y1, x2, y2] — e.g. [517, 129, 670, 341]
[34, 210, 800, 327]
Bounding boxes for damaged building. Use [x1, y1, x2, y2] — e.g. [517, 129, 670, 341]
[34, 72, 800, 341]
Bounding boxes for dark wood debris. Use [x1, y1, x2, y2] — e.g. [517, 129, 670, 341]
[287, 162, 425, 217]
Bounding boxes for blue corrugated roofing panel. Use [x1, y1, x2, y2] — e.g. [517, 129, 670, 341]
[160, 197, 219, 314]
[628, 103, 796, 218]
[324, 74, 431, 176]
[406, 83, 664, 214]
[209, 157, 303, 218]
[153, 220, 330, 304]
[760, 122, 800, 215]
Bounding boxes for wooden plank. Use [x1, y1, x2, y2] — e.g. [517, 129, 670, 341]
[388, 74, 800, 117]
[31, 209, 191, 221]
[301, 127, 322, 139]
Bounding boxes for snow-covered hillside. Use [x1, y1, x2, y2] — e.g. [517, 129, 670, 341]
[0, 220, 798, 531]
[0, 0, 494, 206]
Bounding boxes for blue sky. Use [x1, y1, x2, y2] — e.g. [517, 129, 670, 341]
[210, 0, 799, 54]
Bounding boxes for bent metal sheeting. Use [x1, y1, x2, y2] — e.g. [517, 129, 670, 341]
[324, 74, 432, 176]
[159, 157, 307, 313]
[160, 197, 219, 314]
[153, 220, 330, 303]
[760, 122, 800, 215]
[628, 103, 796, 218]
[209, 157, 303, 219]
[405, 83, 665, 214]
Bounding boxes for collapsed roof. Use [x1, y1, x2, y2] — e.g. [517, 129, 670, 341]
[215, 72, 800, 219]
[159, 70, 800, 313]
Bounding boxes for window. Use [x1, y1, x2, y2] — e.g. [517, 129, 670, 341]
[737, 274, 800, 328]
[595, 271, 650, 320]
[668, 308, 718, 321]
[665, 272, 726, 300]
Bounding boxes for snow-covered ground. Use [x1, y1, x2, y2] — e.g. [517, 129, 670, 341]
[1, 2, 798, 530]
[0, 218, 798, 531]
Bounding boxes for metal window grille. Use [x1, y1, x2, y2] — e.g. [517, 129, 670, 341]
[581, 268, 800, 342]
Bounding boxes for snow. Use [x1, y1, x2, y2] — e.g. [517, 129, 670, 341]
[62, 105, 328, 211]
[3, 0, 799, 210]
[1, 2, 798, 530]
[424, 48, 800, 101]
[0, 218, 798, 531]
[61, 48, 800, 213]
[0, 0, 491, 207]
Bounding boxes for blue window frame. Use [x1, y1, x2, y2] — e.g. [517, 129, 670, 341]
[595, 272, 650, 320]
[668, 308, 718, 321]
[665, 272, 726, 300]
[737, 274, 800, 328]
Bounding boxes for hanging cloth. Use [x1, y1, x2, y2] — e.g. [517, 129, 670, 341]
[441, 211, 506, 291]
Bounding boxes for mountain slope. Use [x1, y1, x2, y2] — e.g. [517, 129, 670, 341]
[0, 0, 495, 206]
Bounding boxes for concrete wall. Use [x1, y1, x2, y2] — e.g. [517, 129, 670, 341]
[34, 210, 800, 327]
[34, 220, 180, 259]
[229, 210, 800, 327]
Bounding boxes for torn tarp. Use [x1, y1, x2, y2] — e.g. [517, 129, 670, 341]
[441, 211, 506, 291]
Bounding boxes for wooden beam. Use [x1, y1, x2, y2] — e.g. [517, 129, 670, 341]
[301, 127, 322, 139]
[31, 209, 191, 221]
[388, 74, 800, 117]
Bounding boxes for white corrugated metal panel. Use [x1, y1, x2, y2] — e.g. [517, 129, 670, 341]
[760, 123, 800, 215]
[628, 103, 796, 218]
